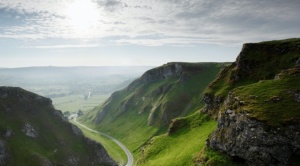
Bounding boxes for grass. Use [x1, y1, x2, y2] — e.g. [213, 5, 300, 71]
[136, 112, 217, 166]
[52, 94, 110, 113]
[71, 120, 127, 165]
[193, 147, 241, 166]
[231, 68, 300, 126]
[80, 107, 160, 158]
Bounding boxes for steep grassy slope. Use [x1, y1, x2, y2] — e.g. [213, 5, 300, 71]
[78, 63, 224, 157]
[136, 112, 217, 166]
[0, 87, 116, 166]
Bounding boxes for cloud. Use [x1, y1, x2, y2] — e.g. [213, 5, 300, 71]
[22, 44, 100, 49]
[0, 0, 299, 46]
[95, 0, 123, 11]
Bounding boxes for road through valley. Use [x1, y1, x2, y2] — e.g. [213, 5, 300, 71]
[74, 117, 134, 166]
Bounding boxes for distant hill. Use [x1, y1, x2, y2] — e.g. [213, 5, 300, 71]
[0, 87, 116, 166]
[0, 66, 153, 78]
[0, 66, 153, 97]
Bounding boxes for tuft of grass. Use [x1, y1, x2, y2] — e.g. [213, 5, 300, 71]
[193, 147, 242, 166]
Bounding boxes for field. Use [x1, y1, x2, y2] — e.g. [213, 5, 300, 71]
[0, 66, 152, 115]
[52, 94, 110, 113]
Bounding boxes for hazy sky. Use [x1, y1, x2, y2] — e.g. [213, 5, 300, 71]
[0, 0, 299, 67]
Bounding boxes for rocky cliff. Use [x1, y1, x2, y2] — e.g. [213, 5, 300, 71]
[204, 38, 300, 116]
[127, 62, 204, 90]
[0, 87, 116, 166]
[204, 38, 300, 165]
[93, 62, 223, 127]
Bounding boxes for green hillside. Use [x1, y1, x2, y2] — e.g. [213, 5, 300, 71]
[77, 38, 300, 166]
[0, 87, 116, 166]
[136, 112, 216, 166]
[78, 63, 224, 157]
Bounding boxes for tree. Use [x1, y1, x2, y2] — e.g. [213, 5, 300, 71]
[77, 109, 83, 116]
[63, 111, 70, 118]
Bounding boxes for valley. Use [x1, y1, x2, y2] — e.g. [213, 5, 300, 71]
[0, 38, 299, 166]
[1, 0, 299, 165]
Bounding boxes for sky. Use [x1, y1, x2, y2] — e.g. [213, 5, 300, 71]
[0, 0, 299, 67]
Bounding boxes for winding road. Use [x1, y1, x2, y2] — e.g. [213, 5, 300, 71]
[74, 117, 134, 166]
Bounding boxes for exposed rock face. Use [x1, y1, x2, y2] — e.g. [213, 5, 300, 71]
[127, 62, 202, 91]
[140, 63, 183, 82]
[295, 92, 300, 103]
[40, 158, 53, 166]
[94, 99, 112, 123]
[85, 138, 117, 165]
[208, 110, 300, 166]
[202, 94, 222, 116]
[4, 129, 13, 138]
[234, 42, 300, 81]
[0, 140, 7, 166]
[22, 123, 38, 138]
[67, 155, 79, 165]
[95, 62, 208, 126]
[71, 125, 82, 136]
[296, 58, 300, 68]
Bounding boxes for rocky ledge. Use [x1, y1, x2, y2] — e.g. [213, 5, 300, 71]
[208, 109, 300, 166]
[127, 62, 203, 91]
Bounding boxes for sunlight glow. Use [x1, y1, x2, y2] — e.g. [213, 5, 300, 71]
[64, 0, 100, 35]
